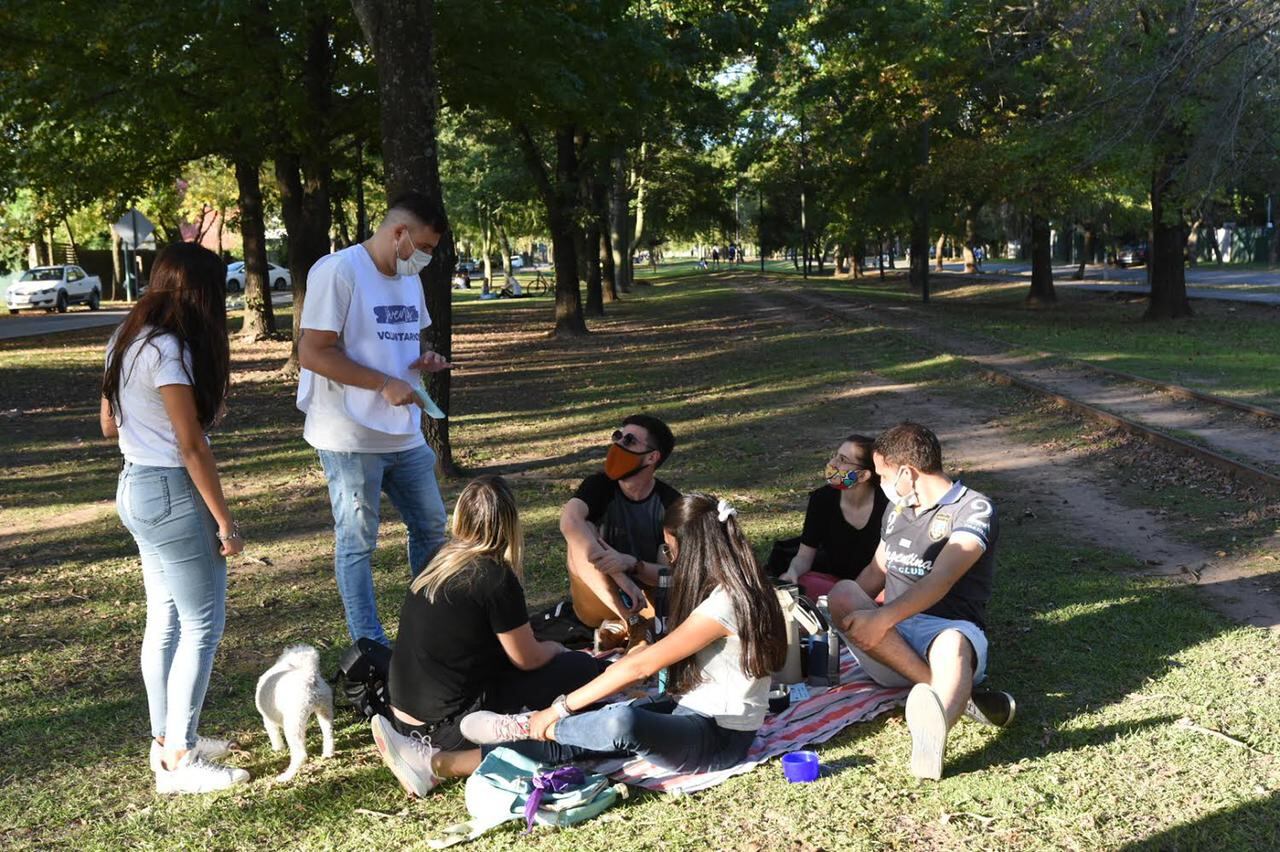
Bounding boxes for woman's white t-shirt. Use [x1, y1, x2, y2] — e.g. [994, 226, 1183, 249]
[677, 586, 770, 731]
[107, 328, 198, 468]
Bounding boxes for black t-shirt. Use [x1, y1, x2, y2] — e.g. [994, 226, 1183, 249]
[572, 472, 681, 563]
[881, 481, 998, 631]
[388, 558, 529, 724]
[799, 485, 889, 580]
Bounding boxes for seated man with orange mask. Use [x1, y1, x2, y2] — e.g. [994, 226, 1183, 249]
[560, 415, 679, 643]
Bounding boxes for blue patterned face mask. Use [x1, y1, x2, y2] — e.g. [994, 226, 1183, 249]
[825, 462, 862, 490]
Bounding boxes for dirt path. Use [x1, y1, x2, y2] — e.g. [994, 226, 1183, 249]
[743, 285, 1280, 632]
[773, 283, 1280, 479]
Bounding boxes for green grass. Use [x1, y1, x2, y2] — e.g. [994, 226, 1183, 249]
[1, 274, 1278, 850]
[790, 272, 1280, 410]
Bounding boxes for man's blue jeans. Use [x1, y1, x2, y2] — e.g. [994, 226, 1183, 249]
[318, 443, 447, 645]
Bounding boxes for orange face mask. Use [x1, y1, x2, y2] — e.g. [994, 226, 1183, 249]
[605, 443, 649, 480]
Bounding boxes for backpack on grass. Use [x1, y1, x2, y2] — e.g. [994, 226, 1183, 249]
[333, 638, 392, 721]
[428, 747, 627, 848]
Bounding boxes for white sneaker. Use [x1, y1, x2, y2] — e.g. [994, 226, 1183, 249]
[459, 711, 531, 745]
[149, 736, 233, 773]
[154, 752, 250, 794]
[370, 715, 440, 798]
[905, 683, 947, 781]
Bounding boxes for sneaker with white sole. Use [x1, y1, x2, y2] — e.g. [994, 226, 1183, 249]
[154, 752, 249, 794]
[905, 683, 948, 781]
[458, 711, 531, 745]
[149, 736, 233, 773]
[964, 689, 1016, 728]
[370, 715, 439, 798]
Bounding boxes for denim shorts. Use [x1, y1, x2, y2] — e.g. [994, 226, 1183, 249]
[895, 613, 988, 684]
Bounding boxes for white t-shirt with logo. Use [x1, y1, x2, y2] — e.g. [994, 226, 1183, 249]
[297, 245, 432, 453]
[107, 328, 200, 468]
[677, 586, 770, 731]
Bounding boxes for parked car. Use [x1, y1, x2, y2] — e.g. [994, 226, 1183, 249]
[226, 261, 291, 292]
[457, 259, 480, 274]
[508, 255, 525, 270]
[1116, 244, 1148, 267]
[6, 265, 102, 314]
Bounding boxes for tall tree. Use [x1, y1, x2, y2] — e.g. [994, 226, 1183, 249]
[351, 0, 457, 471]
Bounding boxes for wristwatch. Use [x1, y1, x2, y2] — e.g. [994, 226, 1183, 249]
[552, 694, 574, 720]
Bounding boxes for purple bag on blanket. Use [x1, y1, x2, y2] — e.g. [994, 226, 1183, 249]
[524, 766, 587, 832]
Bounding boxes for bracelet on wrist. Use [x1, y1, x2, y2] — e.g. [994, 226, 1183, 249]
[552, 694, 573, 720]
[376, 374, 392, 394]
[216, 521, 241, 543]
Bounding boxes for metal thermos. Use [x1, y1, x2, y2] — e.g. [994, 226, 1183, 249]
[818, 594, 840, 685]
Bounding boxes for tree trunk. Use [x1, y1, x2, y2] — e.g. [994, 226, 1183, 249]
[235, 158, 276, 340]
[110, 228, 124, 300]
[600, 230, 617, 301]
[1026, 212, 1056, 304]
[933, 234, 945, 270]
[962, 207, 978, 273]
[354, 137, 369, 242]
[631, 143, 648, 286]
[514, 122, 587, 335]
[277, 9, 334, 375]
[352, 0, 457, 473]
[609, 148, 631, 293]
[1146, 154, 1191, 319]
[1073, 222, 1096, 280]
[1186, 217, 1202, 267]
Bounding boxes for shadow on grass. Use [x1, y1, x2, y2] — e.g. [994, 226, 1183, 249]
[1119, 789, 1280, 850]
[947, 546, 1239, 776]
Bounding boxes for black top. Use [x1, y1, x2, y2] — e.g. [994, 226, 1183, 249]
[388, 558, 529, 724]
[799, 485, 889, 580]
[881, 481, 998, 631]
[572, 472, 681, 563]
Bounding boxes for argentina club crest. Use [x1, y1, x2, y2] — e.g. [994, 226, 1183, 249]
[928, 512, 952, 542]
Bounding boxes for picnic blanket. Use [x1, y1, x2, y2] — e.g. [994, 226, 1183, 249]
[594, 647, 909, 794]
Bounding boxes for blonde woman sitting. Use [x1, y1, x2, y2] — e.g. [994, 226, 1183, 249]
[370, 475, 603, 797]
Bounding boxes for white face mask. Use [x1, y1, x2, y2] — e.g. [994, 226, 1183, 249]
[880, 467, 918, 509]
[395, 230, 433, 276]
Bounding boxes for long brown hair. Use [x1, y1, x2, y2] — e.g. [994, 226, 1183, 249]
[409, 476, 524, 601]
[664, 493, 786, 694]
[102, 242, 229, 429]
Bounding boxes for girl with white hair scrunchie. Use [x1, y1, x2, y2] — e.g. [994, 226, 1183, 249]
[458, 492, 787, 775]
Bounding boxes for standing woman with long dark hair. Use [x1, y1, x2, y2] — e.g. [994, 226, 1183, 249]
[101, 242, 249, 794]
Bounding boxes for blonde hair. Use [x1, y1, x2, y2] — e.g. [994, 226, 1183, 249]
[409, 475, 524, 601]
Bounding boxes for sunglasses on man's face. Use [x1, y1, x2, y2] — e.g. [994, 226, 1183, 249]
[612, 429, 656, 453]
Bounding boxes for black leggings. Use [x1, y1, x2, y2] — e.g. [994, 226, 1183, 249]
[392, 651, 604, 751]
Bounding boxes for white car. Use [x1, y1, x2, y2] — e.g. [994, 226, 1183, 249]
[508, 255, 525, 270]
[226, 261, 291, 292]
[7, 265, 102, 314]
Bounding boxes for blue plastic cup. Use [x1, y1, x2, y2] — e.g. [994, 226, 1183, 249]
[781, 750, 820, 783]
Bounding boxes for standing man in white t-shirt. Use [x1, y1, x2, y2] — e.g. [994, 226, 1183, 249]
[297, 191, 453, 646]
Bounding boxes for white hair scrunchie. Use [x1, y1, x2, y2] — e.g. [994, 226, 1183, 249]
[717, 498, 737, 523]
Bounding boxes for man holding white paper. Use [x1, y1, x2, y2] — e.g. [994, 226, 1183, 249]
[297, 191, 453, 645]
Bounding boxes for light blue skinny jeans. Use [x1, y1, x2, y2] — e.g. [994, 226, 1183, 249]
[117, 462, 227, 751]
[317, 443, 448, 645]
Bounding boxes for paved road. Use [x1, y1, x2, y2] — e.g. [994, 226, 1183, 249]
[935, 261, 1280, 304]
[0, 309, 131, 341]
[0, 292, 295, 341]
[937, 261, 1280, 288]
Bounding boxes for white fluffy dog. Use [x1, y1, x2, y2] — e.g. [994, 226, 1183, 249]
[255, 645, 335, 782]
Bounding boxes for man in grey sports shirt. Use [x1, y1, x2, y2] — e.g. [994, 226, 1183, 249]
[829, 422, 1015, 780]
